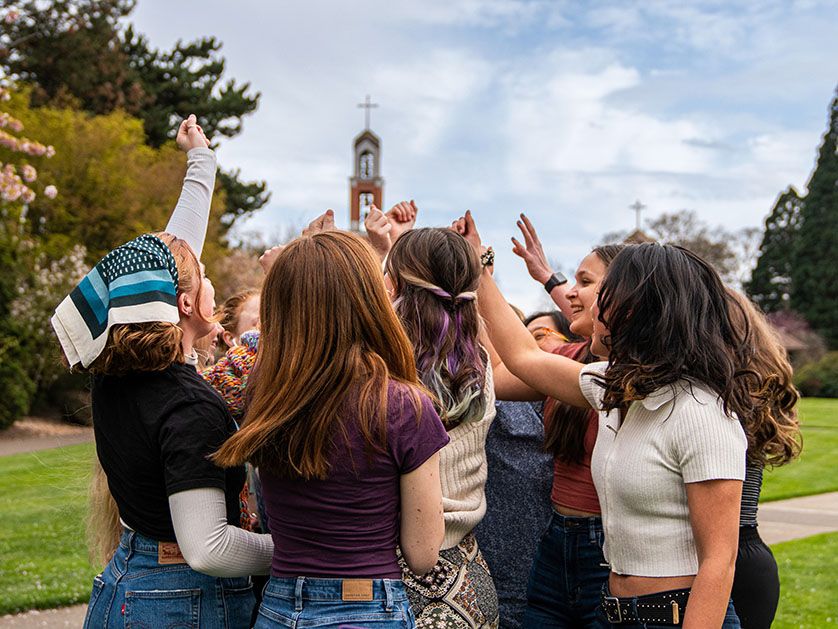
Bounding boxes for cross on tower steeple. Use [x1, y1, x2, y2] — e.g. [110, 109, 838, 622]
[357, 94, 379, 130]
[629, 199, 646, 231]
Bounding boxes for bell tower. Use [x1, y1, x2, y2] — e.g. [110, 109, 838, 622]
[349, 95, 383, 232]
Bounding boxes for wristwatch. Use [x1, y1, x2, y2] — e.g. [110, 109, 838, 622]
[543, 272, 568, 293]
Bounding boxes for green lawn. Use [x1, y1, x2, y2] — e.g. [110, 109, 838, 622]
[0, 442, 98, 614]
[772, 531, 838, 628]
[0, 399, 835, 617]
[762, 398, 838, 502]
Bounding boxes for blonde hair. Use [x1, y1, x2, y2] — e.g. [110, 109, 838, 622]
[219, 289, 259, 336]
[729, 290, 802, 466]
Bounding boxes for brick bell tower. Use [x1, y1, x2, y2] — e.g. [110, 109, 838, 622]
[349, 95, 383, 232]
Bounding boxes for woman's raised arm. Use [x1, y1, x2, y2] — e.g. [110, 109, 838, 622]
[458, 211, 590, 409]
[164, 114, 216, 258]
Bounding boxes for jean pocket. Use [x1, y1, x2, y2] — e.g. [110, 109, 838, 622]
[82, 575, 107, 629]
[124, 588, 201, 629]
[254, 602, 295, 628]
[223, 581, 256, 627]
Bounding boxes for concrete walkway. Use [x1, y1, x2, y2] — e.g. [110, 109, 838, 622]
[758, 491, 838, 544]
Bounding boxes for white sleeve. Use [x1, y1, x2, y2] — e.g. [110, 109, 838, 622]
[578, 361, 609, 410]
[169, 487, 273, 577]
[164, 148, 217, 259]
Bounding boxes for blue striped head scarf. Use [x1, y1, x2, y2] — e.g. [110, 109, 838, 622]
[51, 234, 180, 368]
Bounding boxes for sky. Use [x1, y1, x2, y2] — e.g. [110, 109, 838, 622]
[132, 0, 838, 311]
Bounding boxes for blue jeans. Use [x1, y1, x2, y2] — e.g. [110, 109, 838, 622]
[255, 577, 414, 628]
[83, 529, 255, 628]
[523, 511, 610, 628]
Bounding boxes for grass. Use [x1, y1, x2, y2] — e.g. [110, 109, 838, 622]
[772, 532, 838, 628]
[762, 398, 838, 502]
[0, 398, 835, 616]
[0, 442, 98, 615]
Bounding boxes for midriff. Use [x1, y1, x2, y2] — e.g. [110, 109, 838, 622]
[553, 503, 600, 517]
[609, 573, 695, 597]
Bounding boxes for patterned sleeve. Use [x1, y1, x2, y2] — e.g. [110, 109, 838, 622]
[202, 331, 259, 421]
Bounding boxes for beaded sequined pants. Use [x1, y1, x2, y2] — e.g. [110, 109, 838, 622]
[399, 532, 499, 629]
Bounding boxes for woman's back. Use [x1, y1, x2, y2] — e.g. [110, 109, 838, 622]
[260, 382, 448, 578]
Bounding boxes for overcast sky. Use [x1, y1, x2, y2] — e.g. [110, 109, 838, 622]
[132, 0, 838, 311]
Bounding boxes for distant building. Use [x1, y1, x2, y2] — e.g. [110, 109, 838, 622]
[623, 228, 655, 244]
[348, 97, 384, 232]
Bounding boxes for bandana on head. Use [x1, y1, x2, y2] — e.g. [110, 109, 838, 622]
[51, 234, 180, 368]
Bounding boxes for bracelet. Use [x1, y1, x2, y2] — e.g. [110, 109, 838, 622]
[543, 272, 568, 293]
[480, 247, 495, 268]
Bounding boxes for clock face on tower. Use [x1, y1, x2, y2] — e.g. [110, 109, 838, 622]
[359, 152, 374, 179]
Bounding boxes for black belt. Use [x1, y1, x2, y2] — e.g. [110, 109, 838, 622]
[601, 587, 689, 625]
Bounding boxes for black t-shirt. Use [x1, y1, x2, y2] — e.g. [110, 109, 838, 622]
[92, 362, 246, 542]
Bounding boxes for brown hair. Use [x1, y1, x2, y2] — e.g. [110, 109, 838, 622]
[728, 290, 801, 466]
[78, 232, 205, 376]
[213, 231, 424, 479]
[385, 228, 487, 430]
[544, 245, 624, 464]
[219, 289, 260, 335]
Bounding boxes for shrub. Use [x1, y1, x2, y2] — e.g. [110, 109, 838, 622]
[794, 352, 838, 398]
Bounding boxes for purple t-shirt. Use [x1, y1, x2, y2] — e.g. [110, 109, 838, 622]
[260, 381, 450, 578]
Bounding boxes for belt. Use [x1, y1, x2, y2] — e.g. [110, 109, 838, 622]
[600, 587, 689, 625]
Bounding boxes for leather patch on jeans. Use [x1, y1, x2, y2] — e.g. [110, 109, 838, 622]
[158, 542, 186, 564]
[342, 579, 373, 601]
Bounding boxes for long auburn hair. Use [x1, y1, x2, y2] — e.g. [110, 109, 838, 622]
[385, 228, 486, 430]
[728, 290, 801, 466]
[594, 243, 755, 423]
[213, 231, 423, 479]
[543, 244, 623, 464]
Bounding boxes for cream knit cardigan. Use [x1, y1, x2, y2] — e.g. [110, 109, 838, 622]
[439, 362, 497, 549]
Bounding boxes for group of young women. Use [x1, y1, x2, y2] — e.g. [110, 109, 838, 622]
[51, 116, 800, 629]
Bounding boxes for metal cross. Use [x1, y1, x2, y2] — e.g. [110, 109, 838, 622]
[629, 199, 646, 231]
[357, 94, 379, 130]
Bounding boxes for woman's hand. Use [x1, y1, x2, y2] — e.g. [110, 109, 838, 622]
[176, 114, 210, 152]
[512, 213, 553, 284]
[453, 210, 483, 255]
[364, 205, 393, 260]
[387, 200, 418, 242]
[259, 245, 285, 274]
[302, 209, 336, 237]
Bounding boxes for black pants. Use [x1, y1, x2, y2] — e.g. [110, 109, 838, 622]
[732, 526, 779, 629]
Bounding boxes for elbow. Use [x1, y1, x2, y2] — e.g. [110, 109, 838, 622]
[181, 549, 226, 577]
[402, 546, 440, 577]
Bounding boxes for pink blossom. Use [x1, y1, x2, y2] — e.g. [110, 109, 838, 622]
[21, 164, 37, 182]
[45, 145, 56, 158]
[4, 9, 20, 24]
[43, 184, 58, 199]
[21, 187, 36, 204]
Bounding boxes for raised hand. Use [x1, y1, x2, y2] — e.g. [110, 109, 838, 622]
[259, 245, 285, 273]
[386, 200, 418, 242]
[302, 209, 336, 237]
[458, 210, 482, 254]
[511, 213, 553, 284]
[176, 114, 210, 152]
[364, 204, 393, 260]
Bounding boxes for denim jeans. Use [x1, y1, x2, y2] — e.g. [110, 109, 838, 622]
[597, 599, 741, 628]
[83, 529, 255, 629]
[254, 576, 414, 628]
[523, 510, 610, 628]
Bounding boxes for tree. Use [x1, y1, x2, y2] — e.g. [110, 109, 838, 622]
[2, 87, 229, 267]
[1, 0, 269, 228]
[602, 209, 759, 286]
[790, 90, 838, 348]
[745, 187, 802, 312]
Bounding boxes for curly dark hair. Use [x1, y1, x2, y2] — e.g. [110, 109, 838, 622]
[593, 243, 755, 424]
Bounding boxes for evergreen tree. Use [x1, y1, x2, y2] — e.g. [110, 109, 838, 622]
[745, 186, 802, 312]
[1, 0, 269, 227]
[791, 90, 838, 348]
